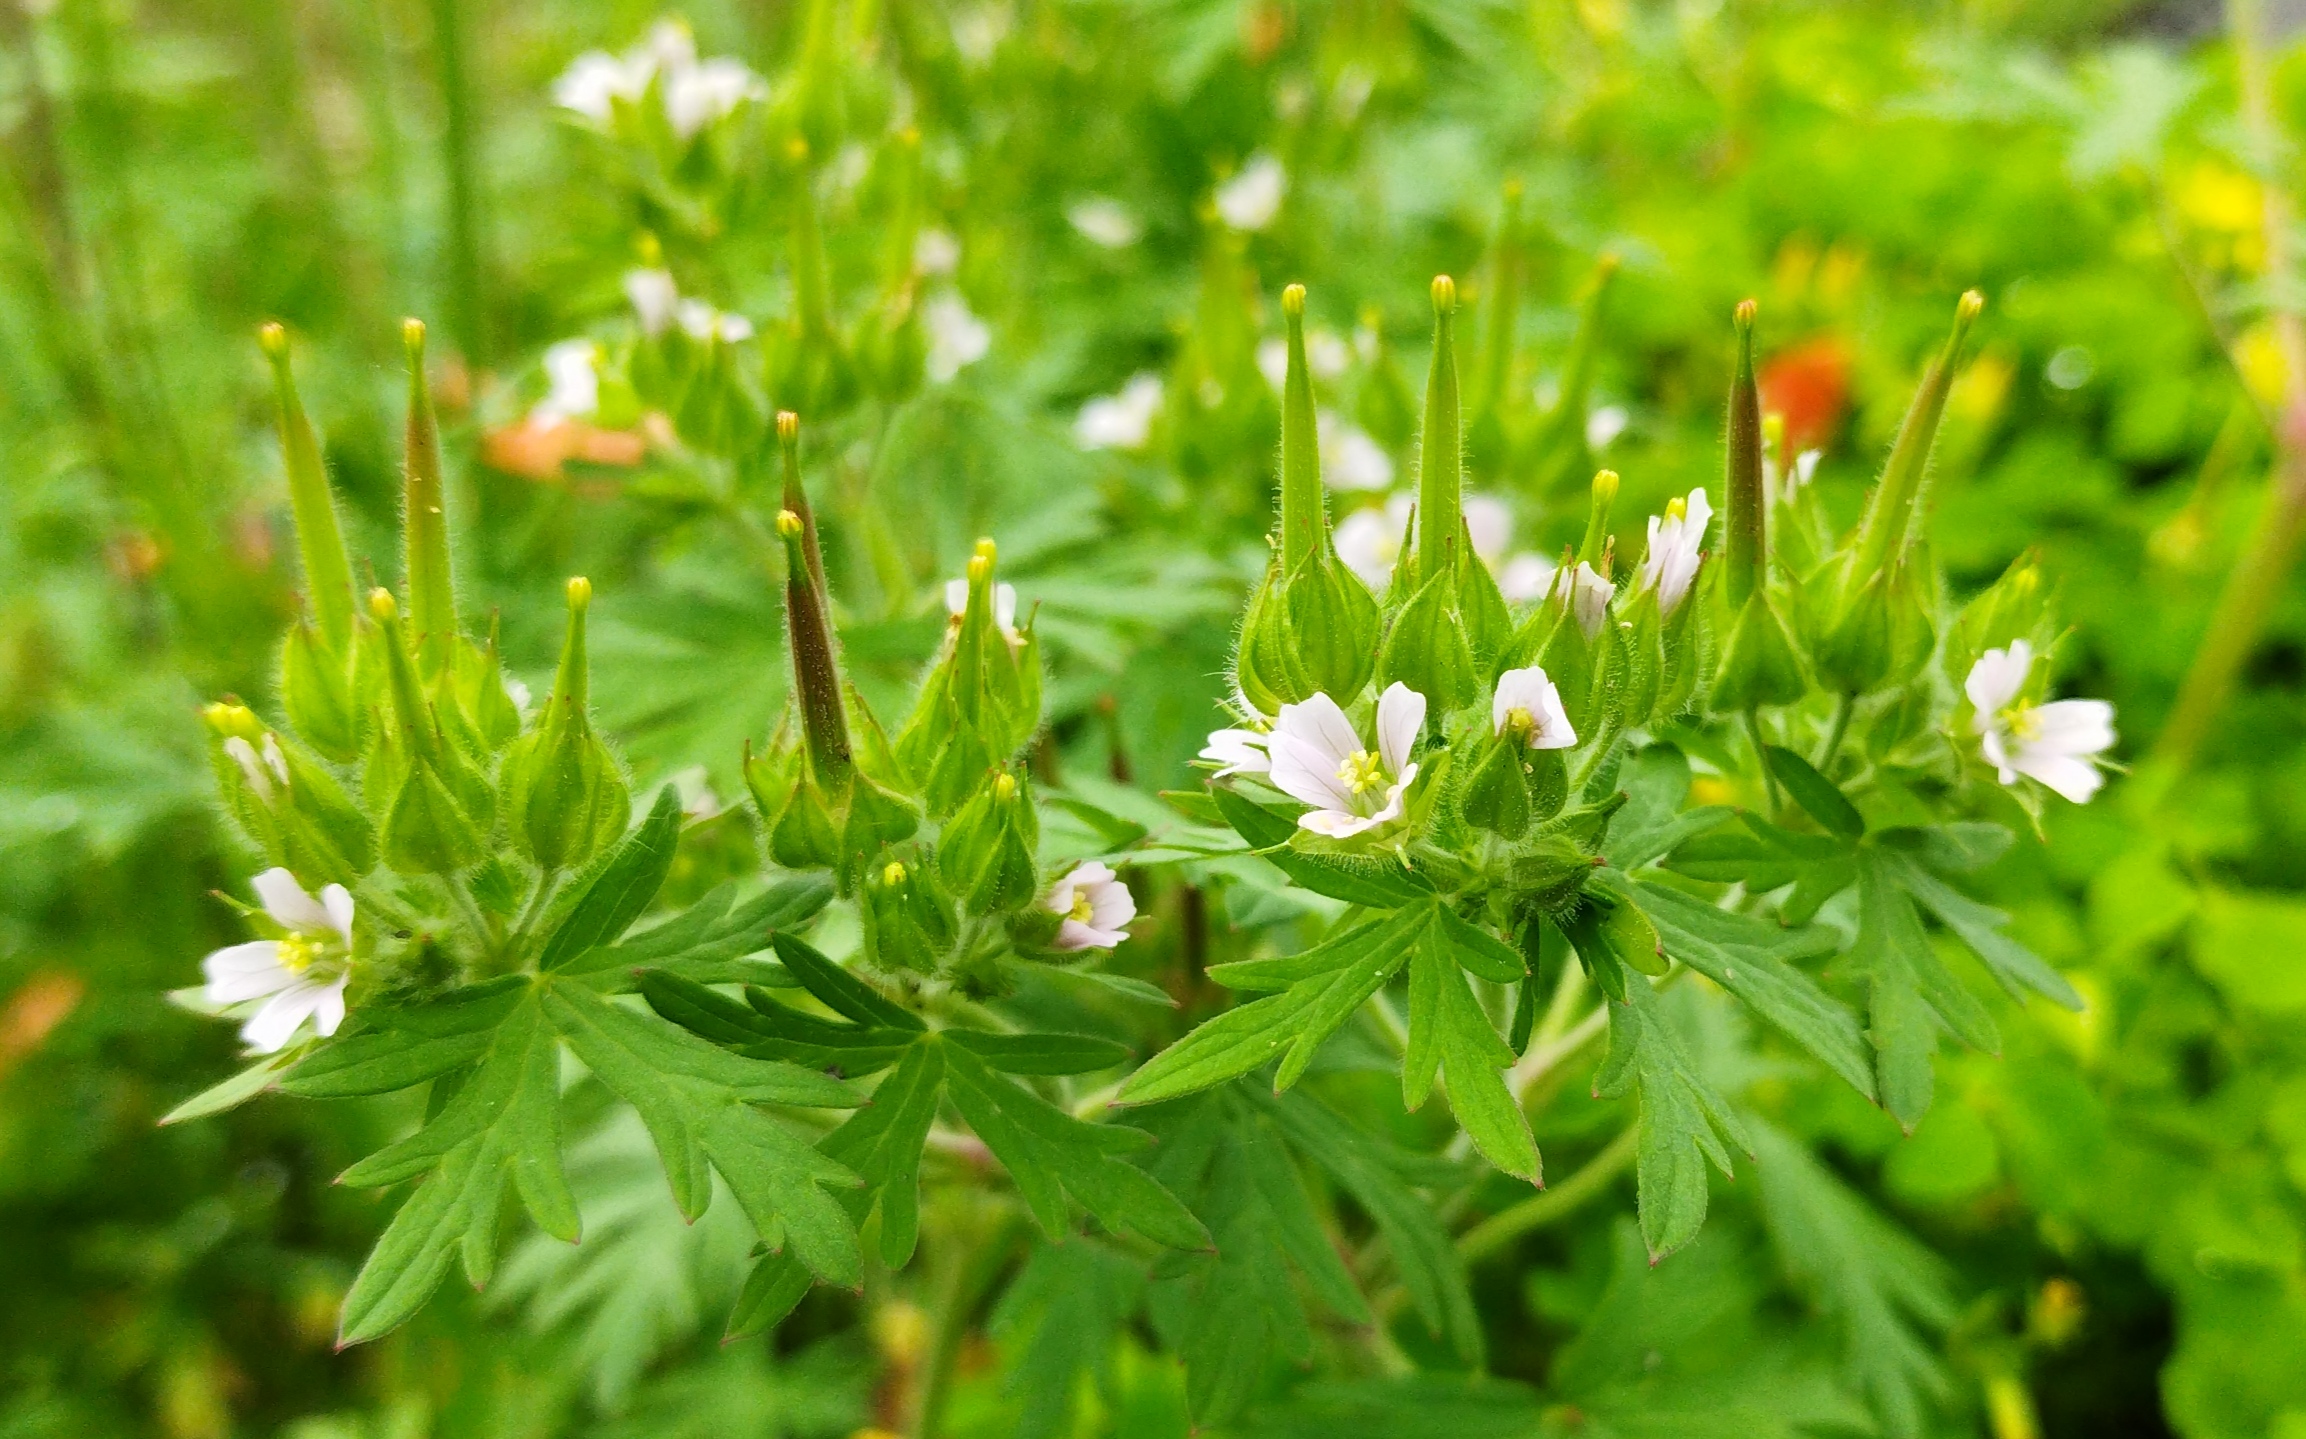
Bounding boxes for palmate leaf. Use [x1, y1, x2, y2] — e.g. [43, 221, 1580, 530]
[1403, 917, 1540, 1182]
[1847, 851, 2001, 1132]
[1749, 1120, 1957, 1439]
[1593, 972, 1755, 1262]
[541, 785, 685, 970]
[1878, 845, 2083, 1010]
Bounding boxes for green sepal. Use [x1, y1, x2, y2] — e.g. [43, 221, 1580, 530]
[1459, 732, 1532, 840]
[281, 615, 359, 763]
[770, 775, 842, 871]
[1378, 568, 1478, 712]
[1709, 589, 1807, 711]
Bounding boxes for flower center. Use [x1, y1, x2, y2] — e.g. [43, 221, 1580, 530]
[1666, 496, 1687, 522]
[1503, 705, 1535, 737]
[277, 932, 320, 974]
[1067, 892, 1096, 924]
[1336, 749, 1390, 797]
[2003, 703, 2041, 743]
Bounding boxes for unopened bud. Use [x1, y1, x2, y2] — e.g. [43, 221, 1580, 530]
[776, 410, 800, 444]
[258, 321, 289, 359]
[967, 552, 991, 584]
[994, 772, 1017, 800]
[368, 588, 397, 621]
[566, 575, 592, 610]
[1281, 282, 1306, 318]
[884, 860, 907, 886]
[776, 509, 804, 538]
[402, 317, 426, 356]
[1431, 274, 1457, 312]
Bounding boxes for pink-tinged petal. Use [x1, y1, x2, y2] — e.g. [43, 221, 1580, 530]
[310, 977, 349, 1037]
[2017, 751, 2104, 804]
[320, 884, 356, 945]
[202, 942, 293, 1003]
[1375, 684, 1425, 777]
[2029, 699, 2116, 757]
[1267, 731, 1358, 813]
[1366, 781, 1409, 828]
[1276, 693, 1363, 770]
[251, 868, 331, 933]
[241, 984, 325, 1053]
[1964, 642, 2032, 718]
[1298, 808, 1379, 838]
[1056, 918, 1124, 950]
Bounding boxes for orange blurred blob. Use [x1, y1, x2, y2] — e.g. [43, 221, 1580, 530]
[480, 418, 646, 481]
[1759, 337, 1851, 453]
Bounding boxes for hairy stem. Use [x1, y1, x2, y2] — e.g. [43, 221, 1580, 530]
[1457, 1125, 1640, 1263]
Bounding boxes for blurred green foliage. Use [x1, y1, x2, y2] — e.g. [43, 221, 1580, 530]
[6, 0, 2306, 1436]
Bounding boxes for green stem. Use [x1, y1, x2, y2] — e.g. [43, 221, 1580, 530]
[2156, 450, 2306, 768]
[1817, 693, 1855, 774]
[1415, 275, 1462, 584]
[428, 0, 486, 367]
[1457, 1126, 1640, 1264]
[1745, 709, 1782, 814]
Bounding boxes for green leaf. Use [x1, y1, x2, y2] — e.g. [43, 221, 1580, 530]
[942, 1038, 1209, 1251]
[1605, 746, 1737, 870]
[1617, 875, 1876, 1102]
[337, 991, 577, 1345]
[1403, 932, 1540, 1181]
[1848, 852, 2001, 1133]
[767, 932, 925, 1031]
[945, 1029, 1131, 1075]
[1432, 905, 1527, 984]
[1883, 850, 2083, 1010]
[1211, 785, 1435, 908]
[539, 785, 684, 970]
[1749, 1120, 1956, 1439]
[564, 874, 834, 985]
[160, 1047, 298, 1124]
[283, 976, 529, 1097]
[1592, 976, 1753, 1261]
[1763, 745, 1866, 839]
[540, 980, 866, 1285]
[636, 970, 920, 1076]
[992, 1240, 1146, 1439]
[1122, 904, 1426, 1104]
[1259, 1089, 1483, 1365]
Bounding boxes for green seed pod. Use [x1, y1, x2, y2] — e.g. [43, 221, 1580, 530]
[498, 578, 629, 873]
[1379, 568, 1478, 712]
[260, 323, 357, 657]
[369, 588, 494, 874]
[400, 320, 459, 682]
[937, 770, 1040, 915]
[1945, 549, 2052, 688]
[1413, 275, 1465, 590]
[271, 739, 376, 884]
[1724, 301, 1766, 610]
[862, 858, 954, 973]
[840, 771, 921, 892]
[1284, 550, 1382, 702]
[384, 760, 488, 875]
[1710, 589, 1807, 712]
[281, 614, 358, 763]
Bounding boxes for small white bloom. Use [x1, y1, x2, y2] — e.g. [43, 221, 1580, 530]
[945, 578, 1019, 638]
[1563, 562, 1613, 639]
[1634, 487, 1712, 618]
[1463, 494, 1513, 563]
[553, 51, 644, 120]
[200, 868, 354, 1054]
[1965, 640, 2116, 804]
[1215, 155, 1286, 232]
[664, 55, 765, 138]
[224, 734, 291, 806]
[1257, 337, 1290, 392]
[1067, 196, 1142, 248]
[914, 228, 961, 276]
[1320, 415, 1393, 492]
[637, 19, 697, 72]
[1074, 373, 1164, 451]
[1044, 861, 1135, 950]
[504, 676, 533, 715]
[1266, 684, 1426, 839]
[1491, 665, 1577, 750]
[626, 268, 679, 336]
[1334, 503, 1406, 590]
[1499, 552, 1558, 603]
[532, 339, 601, 424]
[923, 292, 990, 382]
[1586, 404, 1630, 451]
[1199, 728, 1271, 777]
[676, 299, 753, 344]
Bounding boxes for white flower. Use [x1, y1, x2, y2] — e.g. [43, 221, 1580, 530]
[1767, 448, 1822, 507]
[1215, 155, 1286, 232]
[532, 339, 601, 424]
[1044, 861, 1135, 950]
[1266, 684, 1426, 839]
[1075, 373, 1164, 451]
[1334, 503, 1407, 589]
[626, 268, 679, 336]
[1965, 640, 2116, 804]
[914, 228, 961, 277]
[1257, 337, 1289, 391]
[1586, 404, 1630, 451]
[1199, 728, 1271, 777]
[1634, 487, 1712, 618]
[1499, 552, 1558, 603]
[1067, 196, 1142, 248]
[200, 869, 354, 1054]
[1463, 494, 1513, 563]
[553, 51, 644, 120]
[924, 292, 990, 381]
[1563, 562, 1613, 639]
[1320, 415, 1393, 492]
[675, 298, 753, 344]
[664, 55, 765, 138]
[945, 578, 1019, 638]
[224, 734, 291, 806]
[1491, 666, 1577, 750]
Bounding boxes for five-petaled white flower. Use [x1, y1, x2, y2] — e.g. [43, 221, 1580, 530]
[554, 22, 765, 139]
[1635, 487, 1712, 618]
[1215, 155, 1286, 232]
[1560, 561, 1614, 639]
[1964, 639, 2116, 804]
[1044, 861, 1135, 950]
[1199, 727, 1271, 777]
[201, 869, 354, 1054]
[1075, 373, 1164, 451]
[1266, 684, 1426, 838]
[1491, 666, 1578, 750]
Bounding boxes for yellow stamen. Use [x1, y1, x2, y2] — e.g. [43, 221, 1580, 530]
[276, 932, 320, 974]
[1666, 496, 1686, 522]
[1336, 750, 1388, 796]
[1503, 706, 1535, 737]
[1068, 892, 1095, 924]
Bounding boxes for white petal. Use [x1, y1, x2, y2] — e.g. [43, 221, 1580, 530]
[320, 884, 356, 946]
[1056, 918, 1125, 951]
[1297, 807, 1378, 838]
[1087, 879, 1136, 932]
[240, 983, 325, 1054]
[1067, 196, 1142, 248]
[1333, 509, 1398, 588]
[1266, 731, 1358, 814]
[252, 869, 330, 933]
[1215, 155, 1285, 231]
[2028, 699, 2116, 757]
[1375, 684, 1425, 776]
[202, 942, 293, 1003]
[1499, 553, 1557, 603]
[1965, 642, 2033, 717]
[996, 584, 1018, 634]
[1275, 693, 1363, 770]
[1586, 405, 1630, 450]
[2015, 750, 2105, 804]
[1200, 729, 1271, 777]
[1532, 687, 1577, 750]
[309, 976, 349, 1037]
[1366, 779, 1410, 828]
[625, 268, 679, 336]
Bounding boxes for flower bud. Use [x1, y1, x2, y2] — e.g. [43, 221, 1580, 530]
[1507, 833, 1600, 913]
[262, 323, 357, 656]
[400, 319, 459, 680]
[936, 769, 1040, 915]
[861, 857, 957, 973]
[497, 577, 629, 873]
[280, 615, 358, 763]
